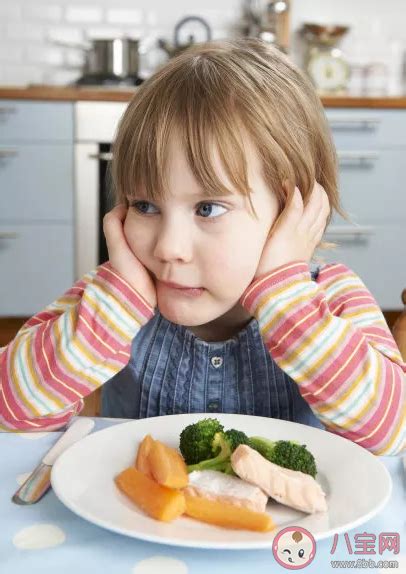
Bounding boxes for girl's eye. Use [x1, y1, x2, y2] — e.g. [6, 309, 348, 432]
[130, 200, 227, 219]
[298, 549, 305, 558]
[131, 201, 158, 215]
[196, 202, 228, 218]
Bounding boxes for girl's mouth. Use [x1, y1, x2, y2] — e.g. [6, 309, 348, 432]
[158, 280, 205, 298]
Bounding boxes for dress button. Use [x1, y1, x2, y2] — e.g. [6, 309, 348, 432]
[211, 356, 223, 368]
[207, 400, 220, 412]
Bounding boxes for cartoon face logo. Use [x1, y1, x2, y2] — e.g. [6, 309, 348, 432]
[272, 527, 316, 569]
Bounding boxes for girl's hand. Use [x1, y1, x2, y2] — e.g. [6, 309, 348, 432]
[103, 204, 157, 309]
[254, 182, 330, 279]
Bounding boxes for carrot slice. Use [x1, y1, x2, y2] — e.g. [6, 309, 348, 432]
[148, 440, 189, 489]
[135, 434, 155, 478]
[115, 466, 185, 522]
[184, 493, 275, 532]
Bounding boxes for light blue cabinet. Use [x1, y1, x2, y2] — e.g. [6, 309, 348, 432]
[0, 223, 74, 315]
[0, 100, 74, 316]
[0, 144, 73, 221]
[326, 110, 406, 149]
[0, 100, 73, 141]
[334, 148, 404, 224]
[323, 109, 406, 309]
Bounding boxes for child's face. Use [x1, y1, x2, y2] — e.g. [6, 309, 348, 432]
[123, 134, 279, 327]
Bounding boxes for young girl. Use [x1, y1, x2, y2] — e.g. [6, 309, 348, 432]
[1, 39, 405, 456]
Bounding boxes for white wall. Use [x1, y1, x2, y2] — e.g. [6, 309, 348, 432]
[0, 0, 405, 89]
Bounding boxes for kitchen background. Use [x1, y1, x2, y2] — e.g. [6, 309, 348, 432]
[0, 0, 405, 90]
[1, 0, 406, 376]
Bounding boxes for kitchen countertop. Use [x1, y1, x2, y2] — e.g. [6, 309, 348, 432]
[1, 85, 406, 107]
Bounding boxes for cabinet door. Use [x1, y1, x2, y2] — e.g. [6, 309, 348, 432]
[321, 223, 406, 309]
[327, 109, 406, 149]
[0, 144, 73, 222]
[0, 224, 74, 316]
[0, 101, 73, 142]
[335, 149, 406, 224]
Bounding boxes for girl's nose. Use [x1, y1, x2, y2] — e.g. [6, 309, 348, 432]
[153, 219, 193, 263]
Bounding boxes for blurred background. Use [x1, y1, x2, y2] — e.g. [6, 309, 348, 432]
[0, 0, 405, 91]
[1, 0, 405, 349]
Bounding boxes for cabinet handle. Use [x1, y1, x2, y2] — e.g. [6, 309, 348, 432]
[325, 225, 375, 238]
[0, 232, 19, 239]
[88, 152, 113, 162]
[337, 151, 379, 164]
[0, 149, 18, 158]
[328, 117, 380, 130]
[327, 117, 381, 130]
[0, 106, 17, 115]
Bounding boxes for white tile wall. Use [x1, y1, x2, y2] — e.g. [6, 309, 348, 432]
[23, 5, 63, 22]
[65, 6, 103, 24]
[47, 25, 85, 44]
[0, 0, 405, 88]
[106, 9, 143, 26]
[0, 5, 22, 19]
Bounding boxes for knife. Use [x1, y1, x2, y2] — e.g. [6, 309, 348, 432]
[12, 417, 95, 505]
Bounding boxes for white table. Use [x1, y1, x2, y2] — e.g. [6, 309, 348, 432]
[1, 417, 405, 574]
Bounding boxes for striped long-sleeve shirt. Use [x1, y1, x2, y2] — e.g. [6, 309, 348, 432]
[0, 260, 405, 455]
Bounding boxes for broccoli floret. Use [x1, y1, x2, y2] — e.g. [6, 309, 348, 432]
[248, 436, 317, 478]
[187, 429, 250, 474]
[222, 429, 250, 452]
[179, 418, 224, 465]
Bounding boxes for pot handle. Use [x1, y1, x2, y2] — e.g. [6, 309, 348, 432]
[46, 35, 90, 50]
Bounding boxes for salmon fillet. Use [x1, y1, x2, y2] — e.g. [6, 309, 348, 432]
[184, 470, 268, 513]
[231, 444, 327, 514]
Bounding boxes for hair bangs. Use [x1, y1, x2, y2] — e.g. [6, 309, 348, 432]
[181, 97, 253, 201]
[111, 38, 347, 251]
[112, 53, 255, 212]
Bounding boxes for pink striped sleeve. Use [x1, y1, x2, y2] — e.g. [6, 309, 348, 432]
[0, 262, 155, 432]
[240, 261, 406, 456]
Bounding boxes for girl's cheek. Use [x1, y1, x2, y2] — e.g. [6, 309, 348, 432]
[222, 223, 265, 264]
[212, 235, 260, 283]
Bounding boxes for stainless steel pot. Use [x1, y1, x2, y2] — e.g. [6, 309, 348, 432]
[51, 37, 143, 78]
[84, 39, 141, 77]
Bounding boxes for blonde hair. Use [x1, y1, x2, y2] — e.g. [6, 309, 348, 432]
[111, 38, 346, 242]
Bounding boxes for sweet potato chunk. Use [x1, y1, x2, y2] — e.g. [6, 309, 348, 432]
[135, 434, 155, 478]
[115, 466, 185, 522]
[148, 440, 189, 489]
[184, 493, 275, 532]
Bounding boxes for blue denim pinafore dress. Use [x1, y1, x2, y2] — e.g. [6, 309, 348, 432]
[102, 268, 324, 430]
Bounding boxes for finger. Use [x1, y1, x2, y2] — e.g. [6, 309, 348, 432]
[270, 186, 303, 238]
[103, 205, 127, 238]
[312, 222, 326, 245]
[309, 188, 330, 237]
[112, 203, 128, 221]
[285, 186, 304, 218]
[301, 182, 324, 228]
[103, 205, 131, 256]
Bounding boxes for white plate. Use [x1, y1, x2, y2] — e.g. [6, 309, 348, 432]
[51, 413, 392, 550]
